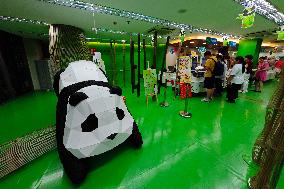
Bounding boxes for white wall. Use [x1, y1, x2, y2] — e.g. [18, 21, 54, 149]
[23, 38, 43, 90]
[166, 46, 178, 68]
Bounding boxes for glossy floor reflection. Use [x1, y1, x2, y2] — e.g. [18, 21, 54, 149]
[0, 81, 283, 189]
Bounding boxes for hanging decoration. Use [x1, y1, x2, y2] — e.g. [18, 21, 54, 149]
[237, 1, 256, 28]
[179, 28, 186, 43]
[222, 36, 229, 46]
[198, 47, 206, 54]
[151, 35, 155, 46]
[191, 51, 198, 57]
[277, 25, 284, 41]
[38, 0, 241, 38]
[234, 0, 284, 24]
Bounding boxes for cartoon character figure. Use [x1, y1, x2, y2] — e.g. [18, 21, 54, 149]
[151, 35, 155, 46]
[277, 25, 284, 41]
[180, 28, 185, 43]
[53, 60, 143, 185]
[223, 36, 229, 46]
[237, 2, 255, 28]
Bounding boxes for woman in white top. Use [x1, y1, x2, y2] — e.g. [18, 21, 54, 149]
[226, 56, 245, 103]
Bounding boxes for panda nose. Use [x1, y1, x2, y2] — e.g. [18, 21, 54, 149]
[107, 133, 118, 140]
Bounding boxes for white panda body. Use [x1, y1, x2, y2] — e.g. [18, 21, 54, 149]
[59, 60, 108, 93]
[59, 61, 134, 159]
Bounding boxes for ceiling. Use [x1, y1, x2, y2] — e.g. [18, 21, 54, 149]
[0, 0, 283, 44]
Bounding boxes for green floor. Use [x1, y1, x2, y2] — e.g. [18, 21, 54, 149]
[0, 82, 283, 189]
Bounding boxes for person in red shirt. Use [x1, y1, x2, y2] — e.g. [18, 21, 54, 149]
[275, 57, 283, 78]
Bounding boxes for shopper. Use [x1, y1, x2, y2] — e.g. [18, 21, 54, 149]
[201, 51, 217, 102]
[226, 56, 245, 103]
[275, 57, 283, 78]
[241, 55, 253, 93]
[214, 54, 225, 96]
[223, 56, 230, 88]
[255, 57, 269, 92]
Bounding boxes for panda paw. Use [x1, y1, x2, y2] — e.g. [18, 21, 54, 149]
[58, 145, 88, 185]
[131, 122, 143, 148]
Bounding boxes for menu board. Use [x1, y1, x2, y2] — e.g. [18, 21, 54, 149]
[178, 56, 192, 83]
[143, 69, 157, 96]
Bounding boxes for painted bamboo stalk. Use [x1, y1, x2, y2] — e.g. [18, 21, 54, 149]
[137, 33, 141, 97]
[153, 31, 157, 69]
[130, 35, 135, 94]
[158, 36, 170, 94]
[143, 39, 147, 70]
[122, 41, 126, 87]
[113, 40, 117, 86]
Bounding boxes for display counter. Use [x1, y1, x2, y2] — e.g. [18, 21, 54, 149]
[158, 71, 206, 94]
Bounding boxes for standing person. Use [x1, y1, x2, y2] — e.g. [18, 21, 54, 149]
[226, 56, 245, 103]
[201, 51, 217, 102]
[274, 57, 283, 78]
[255, 57, 269, 92]
[214, 54, 225, 96]
[241, 55, 253, 93]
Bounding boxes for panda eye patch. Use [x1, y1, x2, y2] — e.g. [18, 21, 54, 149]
[116, 107, 125, 120]
[110, 86, 122, 96]
[81, 114, 98, 132]
[69, 92, 88, 106]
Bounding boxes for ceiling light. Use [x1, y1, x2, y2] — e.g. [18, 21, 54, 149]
[203, 42, 206, 44]
[39, 0, 241, 38]
[190, 41, 194, 44]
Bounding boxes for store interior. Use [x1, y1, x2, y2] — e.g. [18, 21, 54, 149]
[1, 0, 284, 188]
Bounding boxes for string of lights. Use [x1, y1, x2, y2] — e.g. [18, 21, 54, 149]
[0, 15, 166, 39]
[0, 15, 49, 26]
[234, 0, 284, 24]
[38, 0, 241, 38]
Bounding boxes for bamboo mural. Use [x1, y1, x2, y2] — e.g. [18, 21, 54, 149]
[249, 72, 284, 189]
[49, 24, 89, 76]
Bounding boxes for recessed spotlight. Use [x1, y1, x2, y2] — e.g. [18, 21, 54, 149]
[177, 9, 187, 14]
[190, 41, 194, 44]
[203, 42, 206, 44]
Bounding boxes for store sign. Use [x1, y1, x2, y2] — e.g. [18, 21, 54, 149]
[229, 41, 237, 47]
[206, 37, 218, 45]
[210, 38, 218, 45]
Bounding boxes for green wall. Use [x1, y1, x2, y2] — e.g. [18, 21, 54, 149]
[237, 38, 263, 66]
[88, 42, 166, 89]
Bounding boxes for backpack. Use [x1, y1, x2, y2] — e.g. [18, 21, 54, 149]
[211, 58, 224, 76]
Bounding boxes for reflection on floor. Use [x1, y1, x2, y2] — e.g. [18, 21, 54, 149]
[0, 81, 283, 189]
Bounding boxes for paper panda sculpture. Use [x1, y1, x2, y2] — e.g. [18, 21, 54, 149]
[53, 60, 143, 185]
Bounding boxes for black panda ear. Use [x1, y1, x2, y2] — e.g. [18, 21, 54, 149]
[53, 69, 65, 97]
[110, 86, 122, 96]
[69, 92, 89, 106]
